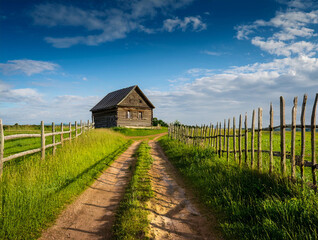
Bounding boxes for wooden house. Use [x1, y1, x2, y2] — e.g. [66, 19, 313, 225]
[90, 85, 155, 128]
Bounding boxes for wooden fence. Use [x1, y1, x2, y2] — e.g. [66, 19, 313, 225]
[0, 119, 95, 177]
[168, 93, 318, 189]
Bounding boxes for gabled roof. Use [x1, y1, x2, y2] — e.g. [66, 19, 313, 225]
[90, 85, 155, 112]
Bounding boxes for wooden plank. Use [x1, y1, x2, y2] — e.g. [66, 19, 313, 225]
[269, 103, 274, 174]
[52, 122, 56, 155]
[215, 123, 219, 152]
[69, 122, 72, 142]
[45, 142, 62, 149]
[41, 121, 45, 160]
[300, 94, 307, 183]
[227, 118, 230, 163]
[239, 114, 242, 166]
[4, 134, 41, 140]
[311, 93, 318, 187]
[75, 121, 78, 138]
[245, 113, 248, 164]
[223, 119, 226, 156]
[280, 96, 286, 175]
[3, 148, 42, 162]
[251, 110, 255, 168]
[291, 97, 298, 179]
[211, 125, 214, 147]
[0, 119, 4, 177]
[258, 108, 263, 171]
[233, 117, 236, 162]
[61, 123, 64, 146]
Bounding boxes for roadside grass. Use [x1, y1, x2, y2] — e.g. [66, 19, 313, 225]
[0, 129, 132, 239]
[112, 127, 167, 136]
[112, 142, 154, 240]
[159, 136, 318, 240]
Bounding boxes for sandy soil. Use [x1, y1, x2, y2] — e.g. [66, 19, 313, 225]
[39, 141, 141, 240]
[147, 140, 223, 240]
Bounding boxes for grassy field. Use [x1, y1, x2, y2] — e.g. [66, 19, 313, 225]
[112, 142, 154, 239]
[112, 127, 167, 136]
[0, 129, 132, 239]
[159, 136, 318, 240]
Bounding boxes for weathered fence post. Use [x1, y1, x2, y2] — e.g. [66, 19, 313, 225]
[300, 95, 307, 183]
[223, 119, 226, 156]
[61, 123, 64, 146]
[219, 122, 222, 157]
[245, 113, 248, 164]
[269, 103, 273, 174]
[75, 121, 78, 138]
[41, 121, 45, 160]
[69, 122, 72, 141]
[311, 93, 318, 187]
[251, 110, 255, 168]
[280, 96, 286, 175]
[0, 119, 4, 177]
[291, 97, 298, 179]
[80, 120, 83, 135]
[258, 108, 262, 171]
[227, 118, 230, 163]
[239, 114, 242, 166]
[216, 122, 219, 152]
[52, 122, 56, 155]
[233, 117, 236, 162]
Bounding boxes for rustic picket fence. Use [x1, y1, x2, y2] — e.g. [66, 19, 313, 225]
[0, 119, 95, 177]
[168, 93, 318, 189]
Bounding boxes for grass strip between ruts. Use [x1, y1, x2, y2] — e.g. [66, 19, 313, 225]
[112, 141, 154, 240]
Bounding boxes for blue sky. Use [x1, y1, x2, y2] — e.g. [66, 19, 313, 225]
[1, 0, 318, 125]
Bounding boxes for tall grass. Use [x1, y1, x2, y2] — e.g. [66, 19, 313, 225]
[159, 136, 318, 240]
[0, 129, 131, 239]
[112, 142, 154, 239]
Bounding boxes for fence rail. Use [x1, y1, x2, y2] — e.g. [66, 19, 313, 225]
[168, 93, 318, 190]
[0, 119, 95, 177]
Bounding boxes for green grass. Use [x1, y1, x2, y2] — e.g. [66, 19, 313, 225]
[112, 127, 167, 136]
[112, 142, 154, 240]
[0, 129, 132, 239]
[159, 136, 318, 240]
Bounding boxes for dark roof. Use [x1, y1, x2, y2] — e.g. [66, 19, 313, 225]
[90, 85, 154, 112]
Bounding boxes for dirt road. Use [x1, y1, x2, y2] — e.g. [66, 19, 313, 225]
[147, 140, 222, 240]
[40, 141, 140, 240]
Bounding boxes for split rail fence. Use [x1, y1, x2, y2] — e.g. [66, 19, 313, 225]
[168, 93, 318, 189]
[0, 119, 95, 177]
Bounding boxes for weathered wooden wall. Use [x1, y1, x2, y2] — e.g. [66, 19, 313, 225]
[117, 107, 152, 127]
[93, 109, 117, 128]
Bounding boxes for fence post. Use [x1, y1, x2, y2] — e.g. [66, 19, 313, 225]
[69, 122, 72, 141]
[75, 121, 78, 138]
[251, 110, 255, 168]
[0, 119, 4, 177]
[245, 113, 248, 165]
[227, 118, 230, 163]
[311, 93, 318, 187]
[239, 114, 242, 166]
[280, 96, 286, 175]
[41, 121, 45, 160]
[52, 122, 56, 155]
[211, 125, 214, 147]
[233, 117, 236, 162]
[269, 103, 273, 174]
[258, 108, 262, 171]
[61, 123, 64, 146]
[291, 97, 298, 179]
[223, 119, 226, 156]
[219, 122, 222, 157]
[300, 95, 307, 183]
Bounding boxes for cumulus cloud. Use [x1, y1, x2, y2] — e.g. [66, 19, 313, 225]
[31, 1, 205, 48]
[0, 60, 59, 76]
[162, 16, 206, 32]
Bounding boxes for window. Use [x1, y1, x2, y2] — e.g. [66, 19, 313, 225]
[138, 111, 142, 119]
[126, 110, 131, 119]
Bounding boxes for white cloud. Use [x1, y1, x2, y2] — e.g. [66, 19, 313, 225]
[82, 77, 87, 81]
[31, 1, 204, 48]
[0, 60, 59, 76]
[162, 16, 206, 32]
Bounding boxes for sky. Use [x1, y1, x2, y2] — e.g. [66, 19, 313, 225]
[1, 0, 318, 125]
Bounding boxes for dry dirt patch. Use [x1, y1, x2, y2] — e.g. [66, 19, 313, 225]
[147, 140, 223, 240]
[39, 141, 140, 240]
